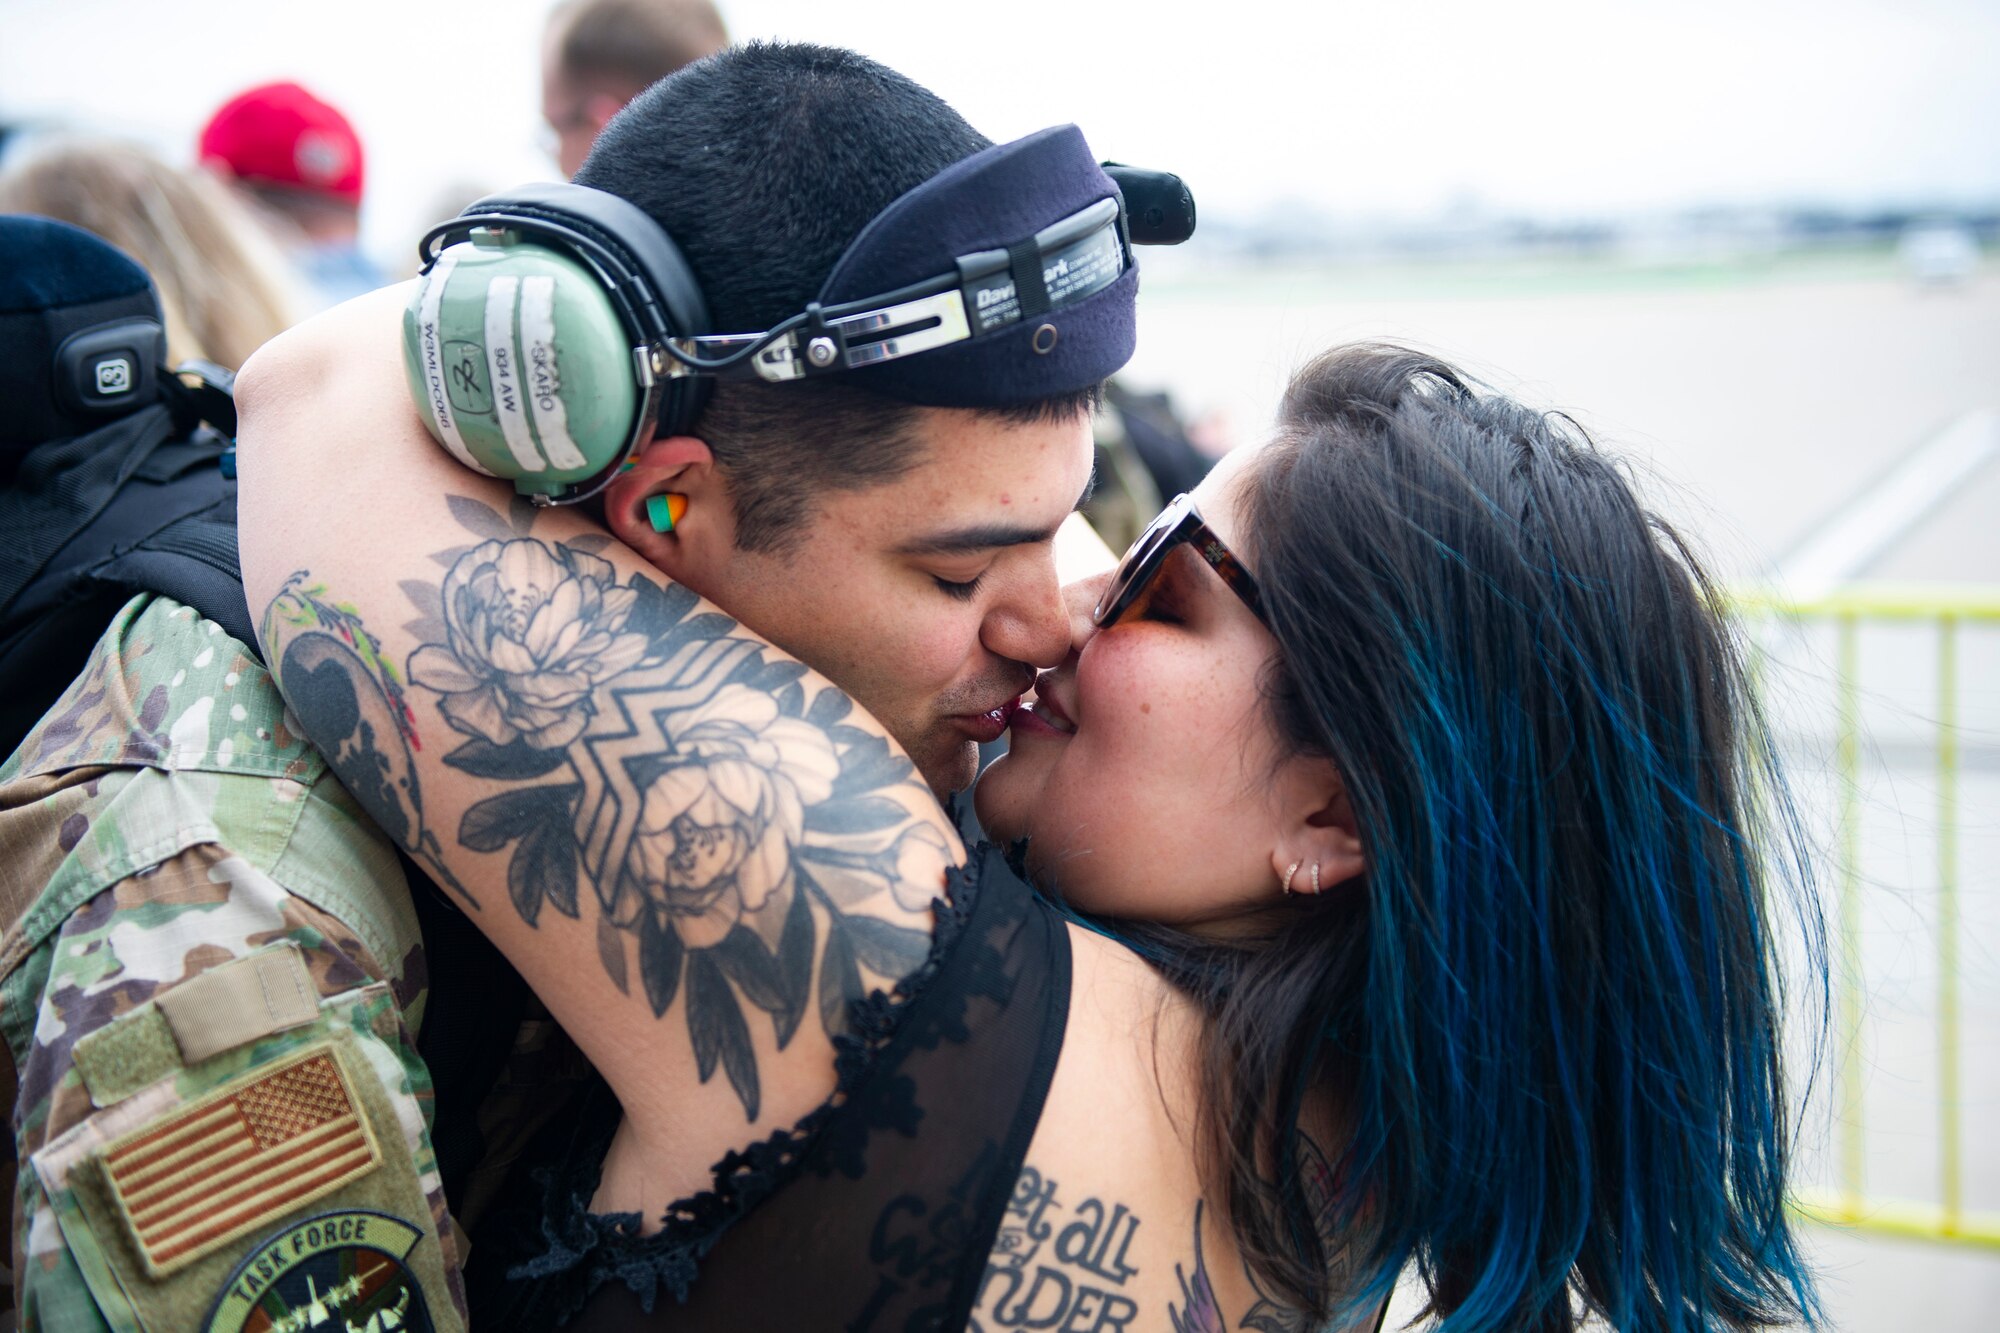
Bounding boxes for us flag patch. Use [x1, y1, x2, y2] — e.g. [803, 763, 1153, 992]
[102, 1046, 382, 1276]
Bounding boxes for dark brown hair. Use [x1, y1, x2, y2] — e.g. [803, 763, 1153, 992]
[579, 44, 1101, 557]
[698, 382, 1101, 558]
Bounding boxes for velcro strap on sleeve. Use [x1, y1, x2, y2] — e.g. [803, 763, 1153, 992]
[154, 943, 319, 1065]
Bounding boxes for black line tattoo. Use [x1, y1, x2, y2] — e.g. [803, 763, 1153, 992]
[1241, 1130, 1361, 1333]
[971, 1166, 1143, 1332]
[260, 497, 947, 1122]
[966, 1138, 1363, 1333]
[261, 579, 470, 906]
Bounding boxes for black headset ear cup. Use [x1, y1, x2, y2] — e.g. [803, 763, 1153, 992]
[439, 183, 712, 438]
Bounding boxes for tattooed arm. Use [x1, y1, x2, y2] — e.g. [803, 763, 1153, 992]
[233, 288, 963, 1166]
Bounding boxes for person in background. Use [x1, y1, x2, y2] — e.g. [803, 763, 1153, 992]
[0, 138, 300, 370]
[199, 81, 387, 307]
[1083, 381, 1223, 552]
[542, 0, 728, 179]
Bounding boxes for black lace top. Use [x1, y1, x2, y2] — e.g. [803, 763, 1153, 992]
[466, 841, 1072, 1330]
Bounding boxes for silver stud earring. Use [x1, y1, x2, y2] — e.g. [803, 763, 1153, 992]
[1282, 861, 1301, 896]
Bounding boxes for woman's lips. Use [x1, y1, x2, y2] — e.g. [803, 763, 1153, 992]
[1008, 690, 1075, 739]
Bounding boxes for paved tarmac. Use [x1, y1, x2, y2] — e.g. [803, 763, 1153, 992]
[1126, 253, 2000, 583]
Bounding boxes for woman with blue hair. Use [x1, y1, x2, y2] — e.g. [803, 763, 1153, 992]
[236, 323, 1824, 1330]
[977, 344, 1828, 1331]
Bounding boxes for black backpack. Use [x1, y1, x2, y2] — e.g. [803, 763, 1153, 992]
[0, 378, 527, 1213]
[0, 394, 247, 756]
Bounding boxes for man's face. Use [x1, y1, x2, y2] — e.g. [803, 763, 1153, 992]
[689, 408, 1095, 796]
[541, 46, 625, 179]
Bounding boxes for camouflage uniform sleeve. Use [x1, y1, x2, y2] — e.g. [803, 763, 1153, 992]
[0, 598, 463, 1333]
[5, 837, 464, 1333]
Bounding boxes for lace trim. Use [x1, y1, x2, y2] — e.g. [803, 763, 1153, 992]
[510, 848, 991, 1320]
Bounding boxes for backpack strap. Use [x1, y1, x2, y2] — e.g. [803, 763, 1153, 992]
[0, 398, 533, 1226]
[0, 404, 187, 620]
[0, 407, 249, 757]
[96, 495, 256, 649]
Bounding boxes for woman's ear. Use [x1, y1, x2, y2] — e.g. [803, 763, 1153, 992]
[602, 435, 734, 581]
[1268, 761, 1365, 898]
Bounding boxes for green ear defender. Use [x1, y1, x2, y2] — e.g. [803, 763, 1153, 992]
[405, 182, 713, 506]
[402, 233, 640, 499]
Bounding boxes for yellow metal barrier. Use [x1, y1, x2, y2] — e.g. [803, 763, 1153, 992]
[1732, 583, 2000, 1250]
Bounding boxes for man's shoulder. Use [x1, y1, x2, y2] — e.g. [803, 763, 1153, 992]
[0, 594, 420, 1001]
[0, 608, 460, 1332]
[3, 593, 317, 785]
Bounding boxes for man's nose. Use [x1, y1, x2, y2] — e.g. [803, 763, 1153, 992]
[982, 562, 1073, 670]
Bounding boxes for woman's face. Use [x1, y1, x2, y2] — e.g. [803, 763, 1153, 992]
[974, 445, 1329, 925]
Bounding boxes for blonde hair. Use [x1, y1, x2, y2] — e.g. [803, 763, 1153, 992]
[0, 140, 301, 370]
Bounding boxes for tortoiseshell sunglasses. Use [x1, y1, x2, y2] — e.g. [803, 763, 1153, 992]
[1092, 491, 1267, 629]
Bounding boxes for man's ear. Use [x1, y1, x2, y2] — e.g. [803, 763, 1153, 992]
[602, 435, 735, 583]
[1268, 760, 1366, 898]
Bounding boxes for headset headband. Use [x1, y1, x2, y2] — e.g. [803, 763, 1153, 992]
[665, 124, 1139, 404]
[419, 125, 1191, 408]
[421, 182, 706, 359]
[669, 192, 1123, 382]
[405, 125, 1192, 504]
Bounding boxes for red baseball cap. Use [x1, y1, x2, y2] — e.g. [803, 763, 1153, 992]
[199, 81, 364, 206]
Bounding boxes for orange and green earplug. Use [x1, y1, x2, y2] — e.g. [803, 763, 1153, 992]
[646, 493, 689, 533]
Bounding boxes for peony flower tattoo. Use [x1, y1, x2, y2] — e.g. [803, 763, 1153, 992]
[392, 510, 943, 1123]
[611, 686, 840, 949]
[410, 539, 650, 750]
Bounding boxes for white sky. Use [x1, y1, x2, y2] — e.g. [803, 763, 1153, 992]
[4, 0, 1998, 263]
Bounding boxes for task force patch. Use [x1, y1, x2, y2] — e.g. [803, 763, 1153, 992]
[103, 1047, 382, 1276]
[205, 1210, 434, 1332]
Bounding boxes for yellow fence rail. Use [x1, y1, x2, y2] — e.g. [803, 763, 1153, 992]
[1731, 583, 2000, 1250]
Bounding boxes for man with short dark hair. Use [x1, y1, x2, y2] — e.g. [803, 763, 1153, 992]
[536, 37, 1102, 794]
[542, 0, 728, 179]
[570, 44, 1101, 795]
[231, 41, 1146, 1325]
[3, 41, 1133, 1330]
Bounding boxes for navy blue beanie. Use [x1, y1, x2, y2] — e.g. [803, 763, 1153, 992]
[0, 215, 165, 450]
[818, 125, 1136, 408]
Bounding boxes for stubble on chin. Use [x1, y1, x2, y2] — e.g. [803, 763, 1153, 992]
[911, 731, 977, 804]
